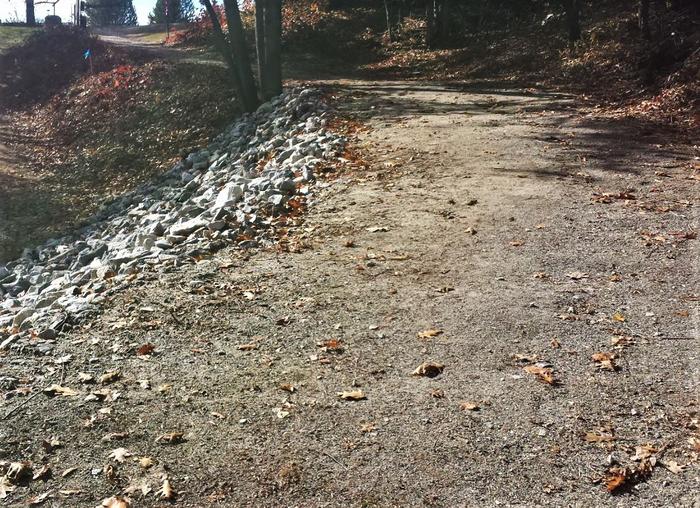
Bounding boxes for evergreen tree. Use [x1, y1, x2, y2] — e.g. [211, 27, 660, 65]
[87, 0, 138, 26]
[148, 0, 195, 24]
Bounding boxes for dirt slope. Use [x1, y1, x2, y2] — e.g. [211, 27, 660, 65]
[1, 80, 698, 507]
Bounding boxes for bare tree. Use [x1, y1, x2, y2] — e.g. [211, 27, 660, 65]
[26, 0, 36, 25]
[200, 0, 282, 111]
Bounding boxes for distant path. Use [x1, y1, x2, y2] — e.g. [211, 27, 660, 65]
[93, 26, 225, 66]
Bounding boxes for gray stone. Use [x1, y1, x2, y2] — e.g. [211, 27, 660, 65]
[213, 183, 244, 209]
[0, 334, 20, 350]
[170, 218, 208, 237]
[38, 328, 57, 340]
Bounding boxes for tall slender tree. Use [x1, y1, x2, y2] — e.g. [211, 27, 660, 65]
[87, 0, 138, 25]
[149, 0, 196, 24]
[25, 0, 36, 25]
[200, 0, 283, 111]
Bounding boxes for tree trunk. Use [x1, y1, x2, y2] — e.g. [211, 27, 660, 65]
[564, 0, 581, 49]
[384, 0, 394, 42]
[255, 0, 269, 98]
[201, 0, 258, 112]
[639, 0, 651, 39]
[26, 0, 36, 25]
[426, 1, 436, 49]
[264, 0, 282, 99]
[438, 0, 449, 44]
[221, 0, 259, 111]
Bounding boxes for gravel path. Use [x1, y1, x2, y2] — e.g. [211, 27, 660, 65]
[1, 80, 698, 507]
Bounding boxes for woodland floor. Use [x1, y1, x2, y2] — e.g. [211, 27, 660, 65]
[1, 77, 698, 506]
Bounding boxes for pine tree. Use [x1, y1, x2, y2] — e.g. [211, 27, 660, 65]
[86, 0, 138, 26]
[148, 0, 195, 24]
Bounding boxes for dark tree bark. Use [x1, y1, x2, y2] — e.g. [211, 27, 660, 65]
[384, 0, 394, 42]
[438, 0, 450, 42]
[26, 0, 36, 25]
[201, 0, 258, 112]
[264, 0, 282, 99]
[221, 0, 259, 110]
[255, 0, 282, 100]
[564, 0, 581, 49]
[639, 0, 651, 39]
[426, 0, 436, 48]
[255, 0, 269, 97]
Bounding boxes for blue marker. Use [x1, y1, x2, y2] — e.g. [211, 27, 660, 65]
[84, 49, 91, 59]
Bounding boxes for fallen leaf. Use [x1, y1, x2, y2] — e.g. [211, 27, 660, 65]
[631, 444, 657, 461]
[460, 402, 480, 411]
[28, 492, 51, 505]
[509, 240, 524, 247]
[612, 312, 626, 322]
[109, 447, 132, 463]
[592, 352, 618, 371]
[99, 495, 131, 508]
[138, 457, 154, 470]
[236, 343, 258, 351]
[533, 272, 550, 279]
[583, 430, 615, 443]
[337, 390, 366, 401]
[430, 388, 445, 398]
[6, 461, 31, 482]
[317, 339, 344, 354]
[366, 226, 389, 232]
[156, 432, 184, 444]
[551, 337, 561, 349]
[279, 383, 296, 393]
[0, 476, 15, 499]
[660, 460, 686, 474]
[77, 372, 95, 384]
[58, 489, 82, 496]
[157, 477, 174, 500]
[523, 365, 557, 385]
[417, 329, 443, 339]
[610, 335, 634, 348]
[566, 271, 588, 280]
[136, 343, 156, 356]
[41, 437, 61, 453]
[61, 467, 78, 478]
[32, 465, 51, 481]
[99, 371, 121, 384]
[360, 422, 376, 433]
[604, 467, 628, 492]
[43, 384, 79, 397]
[412, 361, 445, 378]
[609, 274, 622, 282]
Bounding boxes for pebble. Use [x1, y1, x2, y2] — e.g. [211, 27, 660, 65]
[0, 88, 346, 351]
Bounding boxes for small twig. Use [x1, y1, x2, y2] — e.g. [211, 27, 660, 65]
[169, 308, 182, 326]
[2, 390, 42, 420]
[319, 449, 348, 470]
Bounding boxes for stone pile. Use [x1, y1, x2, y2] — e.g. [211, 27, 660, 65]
[0, 88, 346, 351]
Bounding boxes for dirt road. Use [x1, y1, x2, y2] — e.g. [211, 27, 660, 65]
[1, 80, 698, 506]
